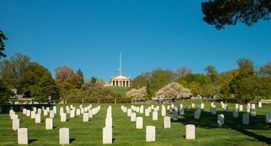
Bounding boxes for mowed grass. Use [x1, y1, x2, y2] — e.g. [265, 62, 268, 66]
[111, 86, 129, 97]
[0, 99, 271, 145]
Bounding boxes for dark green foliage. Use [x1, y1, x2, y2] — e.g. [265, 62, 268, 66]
[202, 0, 271, 29]
[259, 62, 271, 77]
[0, 31, 8, 58]
[0, 80, 12, 103]
[90, 76, 97, 84]
[131, 74, 147, 89]
[76, 68, 84, 83]
[0, 54, 51, 97]
[204, 65, 219, 86]
[131, 68, 177, 95]
[146, 80, 152, 98]
[35, 73, 59, 102]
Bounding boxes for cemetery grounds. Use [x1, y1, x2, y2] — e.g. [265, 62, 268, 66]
[0, 99, 270, 146]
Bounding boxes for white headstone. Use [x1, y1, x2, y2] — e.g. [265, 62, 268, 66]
[161, 108, 166, 117]
[146, 126, 155, 142]
[23, 108, 26, 115]
[13, 119, 20, 131]
[83, 113, 89, 122]
[186, 124, 195, 139]
[164, 116, 171, 128]
[235, 104, 239, 109]
[226, 106, 230, 112]
[106, 117, 112, 128]
[145, 109, 150, 117]
[31, 111, 36, 119]
[179, 108, 184, 116]
[76, 109, 80, 115]
[50, 111, 54, 118]
[130, 112, 136, 122]
[201, 103, 204, 109]
[258, 102, 262, 108]
[70, 110, 75, 118]
[233, 110, 238, 118]
[44, 110, 48, 116]
[186, 106, 190, 111]
[46, 118, 53, 130]
[251, 104, 255, 109]
[26, 110, 30, 117]
[239, 105, 243, 111]
[103, 127, 112, 144]
[173, 111, 178, 121]
[59, 128, 69, 145]
[35, 114, 41, 123]
[152, 111, 158, 121]
[194, 110, 200, 119]
[88, 110, 93, 118]
[61, 113, 66, 122]
[242, 113, 249, 125]
[136, 117, 143, 129]
[250, 109, 256, 117]
[265, 112, 271, 123]
[18, 128, 28, 145]
[217, 114, 224, 125]
[127, 109, 132, 117]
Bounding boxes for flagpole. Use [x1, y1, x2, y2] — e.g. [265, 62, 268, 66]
[120, 52, 122, 75]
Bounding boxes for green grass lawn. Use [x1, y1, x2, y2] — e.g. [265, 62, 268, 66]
[0, 99, 271, 145]
[111, 86, 129, 97]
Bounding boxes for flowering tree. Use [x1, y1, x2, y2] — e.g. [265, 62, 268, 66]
[155, 82, 192, 99]
[126, 87, 147, 101]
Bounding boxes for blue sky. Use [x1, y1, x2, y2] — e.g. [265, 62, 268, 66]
[1, 0, 270, 82]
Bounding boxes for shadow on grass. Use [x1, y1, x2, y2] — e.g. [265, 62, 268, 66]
[0, 104, 54, 114]
[29, 139, 37, 144]
[70, 138, 75, 144]
[173, 109, 271, 145]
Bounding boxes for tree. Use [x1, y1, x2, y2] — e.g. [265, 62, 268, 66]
[66, 73, 83, 89]
[54, 66, 74, 80]
[78, 81, 112, 98]
[259, 62, 271, 77]
[176, 73, 213, 96]
[76, 69, 84, 83]
[176, 66, 192, 78]
[90, 76, 97, 84]
[149, 68, 177, 93]
[202, 0, 271, 29]
[0, 79, 12, 103]
[131, 74, 147, 89]
[0, 54, 51, 96]
[35, 73, 59, 102]
[126, 87, 147, 101]
[155, 82, 192, 100]
[0, 31, 8, 58]
[204, 65, 219, 86]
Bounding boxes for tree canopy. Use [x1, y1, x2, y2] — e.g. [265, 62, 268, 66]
[0, 31, 8, 58]
[202, 0, 271, 29]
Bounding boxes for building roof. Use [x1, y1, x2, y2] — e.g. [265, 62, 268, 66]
[111, 74, 130, 80]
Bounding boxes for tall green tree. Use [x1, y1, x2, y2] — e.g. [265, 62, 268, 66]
[0, 31, 8, 58]
[204, 65, 219, 86]
[202, 0, 271, 29]
[131, 73, 147, 89]
[0, 54, 51, 96]
[36, 73, 59, 102]
[259, 62, 271, 77]
[76, 68, 84, 83]
[0, 80, 12, 103]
